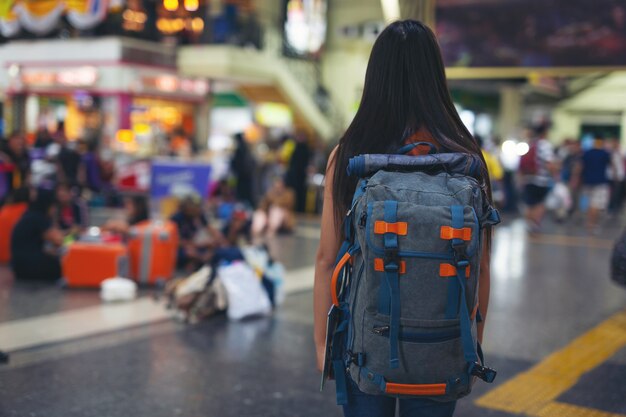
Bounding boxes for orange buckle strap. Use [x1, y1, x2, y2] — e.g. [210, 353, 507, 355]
[374, 258, 406, 274]
[385, 382, 447, 396]
[440, 226, 471, 241]
[374, 221, 408, 236]
[439, 263, 470, 278]
[331, 252, 352, 307]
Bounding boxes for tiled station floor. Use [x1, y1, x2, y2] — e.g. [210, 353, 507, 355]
[1, 216, 625, 417]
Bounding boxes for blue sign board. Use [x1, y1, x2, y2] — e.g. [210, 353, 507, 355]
[150, 160, 212, 199]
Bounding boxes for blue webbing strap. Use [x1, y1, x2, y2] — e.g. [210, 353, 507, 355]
[334, 360, 348, 405]
[333, 305, 351, 405]
[445, 206, 465, 319]
[455, 261, 478, 365]
[383, 200, 400, 369]
[335, 240, 350, 266]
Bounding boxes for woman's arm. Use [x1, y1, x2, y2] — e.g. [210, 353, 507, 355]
[314, 147, 341, 371]
[477, 229, 492, 344]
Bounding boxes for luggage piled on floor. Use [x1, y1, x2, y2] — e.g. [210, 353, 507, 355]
[128, 220, 178, 285]
[166, 245, 285, 323]
[0, 201, 28, 264]
[60, 220, 179, 288]
[165, 266, 228, 323]
[62, 242, 128, 288]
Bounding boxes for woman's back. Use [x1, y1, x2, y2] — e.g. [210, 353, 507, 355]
[11, 209, 49, 261]
[314, 20, 494, 417]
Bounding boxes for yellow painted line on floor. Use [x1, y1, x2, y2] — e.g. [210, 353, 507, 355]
[528, 234, 614, 250]
[533, 402, 626, 417]
[475, 309, 626, 417]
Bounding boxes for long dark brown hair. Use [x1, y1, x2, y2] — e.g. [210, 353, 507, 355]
[331, 20, 491, 233]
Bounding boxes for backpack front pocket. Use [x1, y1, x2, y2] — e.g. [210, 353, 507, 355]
[352, 310, 469, 396]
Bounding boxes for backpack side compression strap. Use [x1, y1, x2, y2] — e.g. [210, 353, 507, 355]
[382, 200, 401, 370]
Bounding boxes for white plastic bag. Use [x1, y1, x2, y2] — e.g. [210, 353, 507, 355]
[100, 277, 138, 302]
[241, 246, 270, 275]
[545, 182, 572, 212]
[217, 261, 272, 321]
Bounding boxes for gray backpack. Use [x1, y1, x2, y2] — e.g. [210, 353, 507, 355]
[328, 144, 500, 404]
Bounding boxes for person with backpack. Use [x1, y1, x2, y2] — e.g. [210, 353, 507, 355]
[314, 20, 499, 417]
[519, 124, 557, 233]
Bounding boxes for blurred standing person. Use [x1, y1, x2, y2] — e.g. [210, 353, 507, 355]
[33, 127, 53, 149]
[230, 133, 256, 207]
[78, 139, 102, 193]
[10, 188, 63, 282]
[285, 132, 311, 213]
[476, 135, 504, 207]
[520, 124, 556, 233]
[560, 139, 583, 217]
[607, 137, 625, 214]
[0, 132, 30, 196]
[56, 133, 83, 190]
[581, 136, 613, 231]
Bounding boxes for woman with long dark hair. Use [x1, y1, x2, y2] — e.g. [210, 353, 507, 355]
[313, 20, 493, 417]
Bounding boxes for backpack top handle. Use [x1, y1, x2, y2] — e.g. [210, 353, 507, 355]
[397, 141, 438, 156]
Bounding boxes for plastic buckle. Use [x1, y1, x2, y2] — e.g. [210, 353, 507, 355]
[453, 242, 469, 261]
[471, 363, 497, 383]
[347, 351, 365, 367]
[384, 248, 400, 272]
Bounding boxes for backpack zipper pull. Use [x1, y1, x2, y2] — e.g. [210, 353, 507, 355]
[372, 326, 390, 335]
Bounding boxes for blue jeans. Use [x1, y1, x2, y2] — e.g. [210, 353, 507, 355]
[343, 379, 457, 417]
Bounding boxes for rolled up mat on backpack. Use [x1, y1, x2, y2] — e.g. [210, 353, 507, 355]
[347, 153, 482, 179]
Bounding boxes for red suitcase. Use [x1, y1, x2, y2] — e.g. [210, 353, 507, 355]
[0, 202, 28, 264]
[62, 242, 128, 288]
[128, 220, 178, 285]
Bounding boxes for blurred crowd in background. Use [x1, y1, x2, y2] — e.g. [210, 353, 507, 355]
[0, 124, 330, 283]
[2, 113, 625, 285]
[480, 122, 625, 234]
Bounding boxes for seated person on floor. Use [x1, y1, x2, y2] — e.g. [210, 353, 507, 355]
[170, 194, 225, 272]
[54, 182, 87, 238]
[252, 177, 296, 239]
[11, 188, 63, 282]
[103, 195, 149, 237]
[208, 180, 252, 245]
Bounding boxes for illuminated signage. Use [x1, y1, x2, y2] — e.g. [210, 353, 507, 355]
[20, 67, 98, 88]
[141, 75, 209, 96]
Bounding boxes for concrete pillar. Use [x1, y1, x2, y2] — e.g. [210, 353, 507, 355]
[8, 94, 26, 135]
[620, 110, 626, 148]
[498, 86, 522, 140]
[195, 94, 211, 151]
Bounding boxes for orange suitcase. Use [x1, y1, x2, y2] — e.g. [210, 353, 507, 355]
[128, 220, 178, 285]
[62, 242, 129, 288]
[0, 203, 28, 264]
